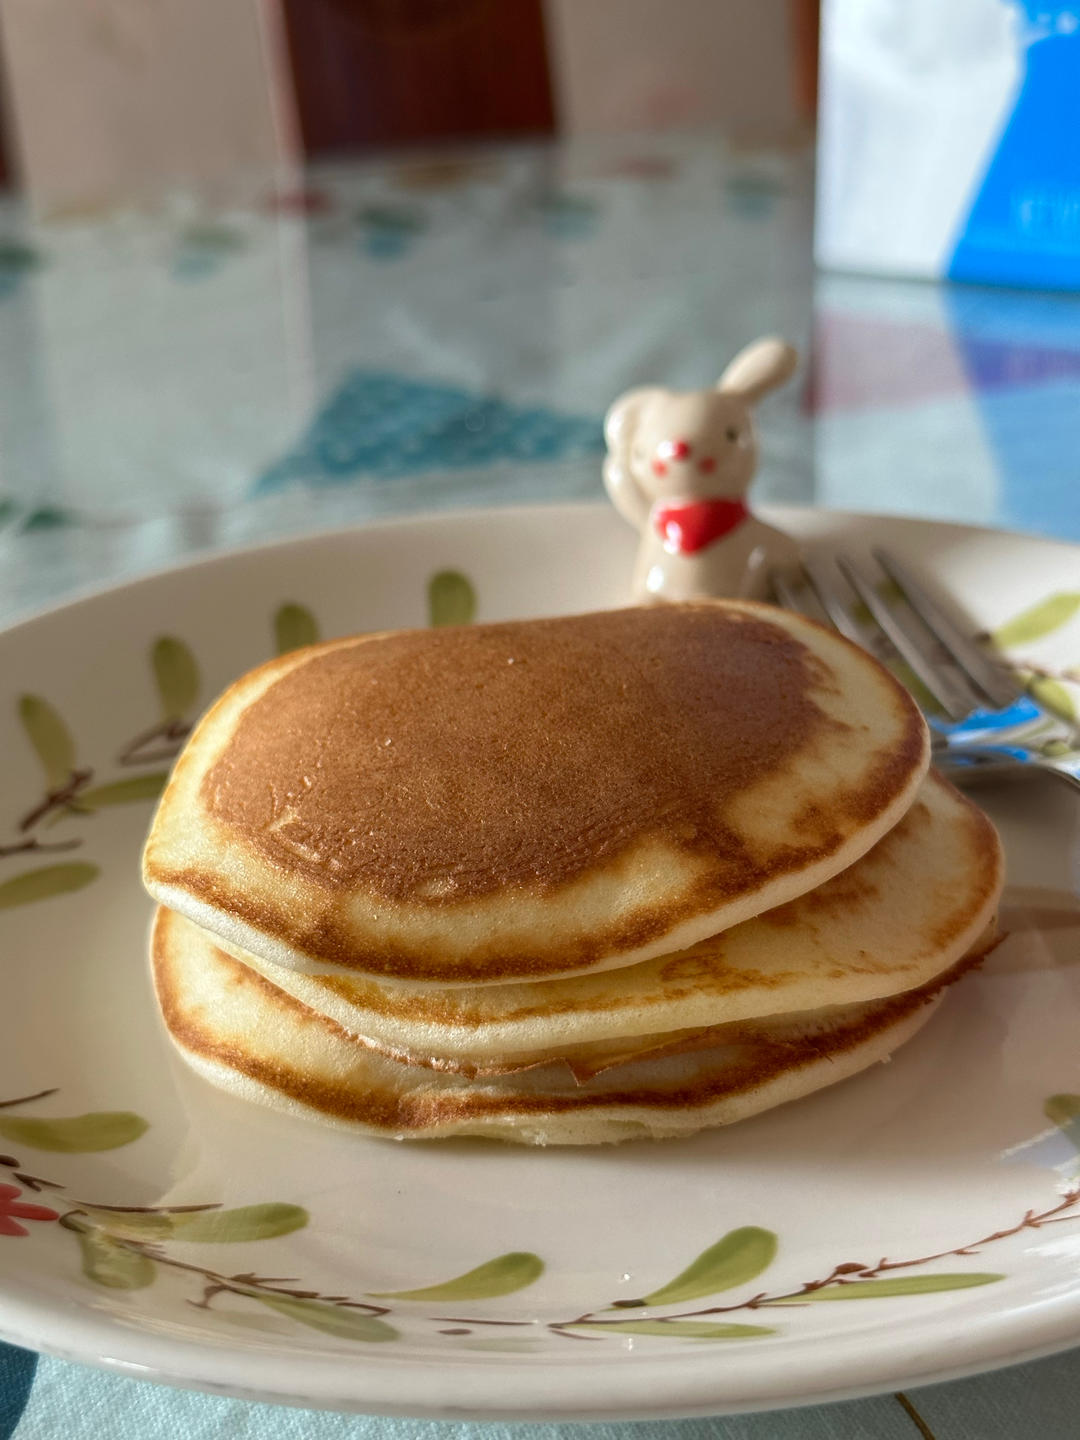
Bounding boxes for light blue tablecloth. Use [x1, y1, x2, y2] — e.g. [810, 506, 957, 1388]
[2, 132, 1079, 1436]
[5, 1340, 1080, 1438]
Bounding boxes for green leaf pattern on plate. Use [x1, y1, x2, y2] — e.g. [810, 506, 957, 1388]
[170, 1202, 309, 1243]
[151, 637, 200, 721]
[993, 593, 1080, 648]
[628, 1227, 778, 1308]
[0, 863, 99, 910]
[1027, 676, 1077, 724]
[372, 1251, 544, 1301]
[247, 1293, 399, 1343]
[1045, 1093, 1080, 1158]
[75, 1227, 156, 1291]
[18, 695, 76, 789]
[0, 1111, 148, 1152]
[1046, 1093, 1080, 1128]
[79, 1203, 309, 1244]
[428, 570, 476, 627]
[568, 1319, 775, 1340]
[274, 603, 320, 656]
[784, 1273, 1003, 1301]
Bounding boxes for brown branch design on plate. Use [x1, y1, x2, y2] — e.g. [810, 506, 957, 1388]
[4, 1090, 1080, 1348]
[0, 603, 322, 909]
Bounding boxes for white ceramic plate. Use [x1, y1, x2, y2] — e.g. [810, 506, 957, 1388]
[1, 504, 1080, 1421]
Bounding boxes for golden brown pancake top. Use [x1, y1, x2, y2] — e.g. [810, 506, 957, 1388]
[202, 606, 846, 903]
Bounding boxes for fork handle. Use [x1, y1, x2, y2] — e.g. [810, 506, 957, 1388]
[935, 746, 1080, 794]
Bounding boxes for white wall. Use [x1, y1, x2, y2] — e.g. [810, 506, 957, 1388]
[0, 0, 299, 216]
[545, 0, 800, 141]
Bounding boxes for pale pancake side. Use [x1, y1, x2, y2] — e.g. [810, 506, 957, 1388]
[223, 924, 995, 1084]
[144, 603, 929, 986]
[152, 909, 956, 1146]
[222, 771, 1002, 1061]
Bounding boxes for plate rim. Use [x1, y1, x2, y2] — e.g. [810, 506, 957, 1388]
[4, 500, 1079, 637]
[3, 1277, 1080, 1420]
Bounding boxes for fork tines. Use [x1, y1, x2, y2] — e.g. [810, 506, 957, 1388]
[772, 549, 1022, 725]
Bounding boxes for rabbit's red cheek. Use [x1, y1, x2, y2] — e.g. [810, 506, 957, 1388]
[652, 459, 668, 477]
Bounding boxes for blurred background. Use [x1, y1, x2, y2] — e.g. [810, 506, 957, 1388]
[0, 0, 1077, 619]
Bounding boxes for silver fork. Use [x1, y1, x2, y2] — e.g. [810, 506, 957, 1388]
[773, 548, 1080, 795]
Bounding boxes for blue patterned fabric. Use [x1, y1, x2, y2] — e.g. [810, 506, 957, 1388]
[258, 372, 604, 491]
[0, 1344, 35, 1439]
[6, 1345, 1080, 1438]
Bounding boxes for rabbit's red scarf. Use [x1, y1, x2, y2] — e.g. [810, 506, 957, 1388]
[652, 498, 748, 555]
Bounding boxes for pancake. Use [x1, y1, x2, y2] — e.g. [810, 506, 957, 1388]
[210, 924, 995, 1085]
[219, 771, 1003, 1067]
[152, 907, 960, 1146]
[143, 603, 929, 986]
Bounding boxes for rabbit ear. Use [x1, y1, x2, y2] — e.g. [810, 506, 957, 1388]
[603, 386, 663, 530]
[717, 338, 798, 403]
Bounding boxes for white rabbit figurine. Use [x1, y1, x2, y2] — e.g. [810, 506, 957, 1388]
[603, 337, 800, 602]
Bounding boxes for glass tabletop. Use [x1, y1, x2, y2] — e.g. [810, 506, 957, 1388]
[2, 131, 1077, 626]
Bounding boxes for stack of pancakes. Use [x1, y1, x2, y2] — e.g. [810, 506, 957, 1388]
[144, 603, 1003, 1145]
